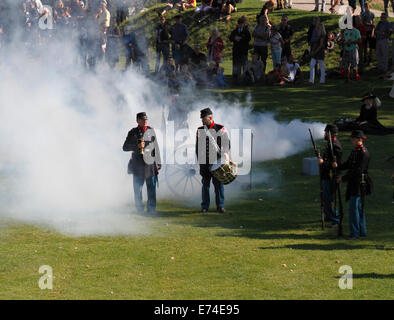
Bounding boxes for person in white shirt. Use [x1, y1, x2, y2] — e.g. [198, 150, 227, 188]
[281, 55, 302, 83]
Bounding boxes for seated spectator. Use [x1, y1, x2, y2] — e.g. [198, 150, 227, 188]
[281, 55, 302, 84]
[189, 45, 208, 83]
[193, 0, 213, 21]
[219, 0, 236, 21]
[266, 64, 284, 85]
[244, 53, 265, 85]
[159, 57, 178, 88]
[178, 64, 195, 87]
[206, 63, 226, 87]
[182, 0, 197, 11]
[161, 0, 184, 16]
[207, 27, 224, 67]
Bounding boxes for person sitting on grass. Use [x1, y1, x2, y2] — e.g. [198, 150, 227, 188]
[280, 55, 302, 84]
[219, 0, 236, 21]
[182, 0, 197, 11]
[193, 0, 213, 21]
[189, 45, 208, 84]
[244, 53, 265, 85]
[266, 63, 285, 86]
[160, 0, 184, 16]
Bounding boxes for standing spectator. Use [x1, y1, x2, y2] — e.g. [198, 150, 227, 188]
[85, 9, 102, 70]
[258, 0, 274, 26]
[122, 27, 136, 70]
[170, 15, 189, 71]
[276, 0, 284, 10]
[342, 21, 361, 81]
[270, 25, 284, 67]
[207, 27, 224, 67]
[354, 15, 366, 74]
[348, 0, 365, 14]
[278, 15, 293, 60]
[375, 12, 392, 74]
[132, 27, 150, 74]
[284, 0, 292, 8]
[229, 16, 251, 83]
[383, 0, 393, 15]
[253, 15, 270, 73]
[96, 0, 110, 33]
[105, 18, 120, 68]
[115, 0, 129, 24]
[313, 0, 326, 12]
[155, 16, 170, 73]
[361, 3, 375, 66]
[308, 17, 326, 84]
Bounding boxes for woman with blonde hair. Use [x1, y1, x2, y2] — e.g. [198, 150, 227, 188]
[207, 27, 224, 67]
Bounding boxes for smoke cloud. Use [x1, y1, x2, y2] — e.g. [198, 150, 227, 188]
[0, 11, 324, 236]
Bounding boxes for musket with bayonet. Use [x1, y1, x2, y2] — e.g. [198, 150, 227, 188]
[328, 131, 344, 237]
[308, 128, 325, 230]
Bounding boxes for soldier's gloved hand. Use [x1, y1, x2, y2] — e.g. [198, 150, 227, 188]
[332, 162, 338, 168]
[138, 141, 145, 149]
[317, 157, 324, 165]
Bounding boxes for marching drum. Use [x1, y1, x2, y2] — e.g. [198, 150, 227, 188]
[210, 157, 238, 185]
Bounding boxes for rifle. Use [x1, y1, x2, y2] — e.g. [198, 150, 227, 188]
[308, 128, 325, 230]
[328, 131, 344, 237]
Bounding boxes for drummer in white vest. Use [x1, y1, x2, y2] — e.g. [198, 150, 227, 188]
[196, 108, 230, 213]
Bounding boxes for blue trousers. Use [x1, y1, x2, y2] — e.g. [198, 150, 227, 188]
[133, 175, 157, 212]
[201, 174, 224, 210]
[322, 179, 340, 224]
[349, 196, 367, 238]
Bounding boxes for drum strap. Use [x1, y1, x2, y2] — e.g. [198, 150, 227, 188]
[204, 125, 221, 154]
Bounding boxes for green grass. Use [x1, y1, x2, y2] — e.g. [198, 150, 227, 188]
[0, 2, 394, 300]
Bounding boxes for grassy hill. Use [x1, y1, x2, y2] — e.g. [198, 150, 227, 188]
[120, 0, 392, 74]
[0, 1, 393, 300]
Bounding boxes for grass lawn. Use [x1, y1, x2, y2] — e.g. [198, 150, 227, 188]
[0, 2, 393, 300]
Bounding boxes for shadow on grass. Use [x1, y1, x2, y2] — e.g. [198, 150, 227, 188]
[259, 243, 394, 251]
[335, 273, 394, 279]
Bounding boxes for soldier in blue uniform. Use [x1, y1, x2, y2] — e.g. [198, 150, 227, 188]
[317, 124, 342, 227]
[335, 130, 373, 239]
[196, 108, 230, 213]
[123, 112, 162, 213]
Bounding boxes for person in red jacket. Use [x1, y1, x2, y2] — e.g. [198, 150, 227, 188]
[207, 27, 224, 67]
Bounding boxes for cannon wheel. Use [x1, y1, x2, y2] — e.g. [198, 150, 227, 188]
[164, 162, 201, 198]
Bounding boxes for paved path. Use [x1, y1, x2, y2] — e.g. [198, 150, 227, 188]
[290, 0, 393, 17]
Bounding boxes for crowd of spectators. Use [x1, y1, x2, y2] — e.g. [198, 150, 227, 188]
[0, 0, 393, 89]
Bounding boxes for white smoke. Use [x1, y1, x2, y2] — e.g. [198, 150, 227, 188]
[0, 30, 325, 236]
